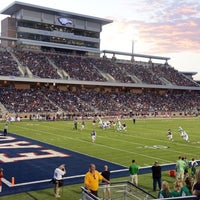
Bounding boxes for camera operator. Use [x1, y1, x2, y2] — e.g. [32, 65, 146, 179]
[53, 164, 66, 198]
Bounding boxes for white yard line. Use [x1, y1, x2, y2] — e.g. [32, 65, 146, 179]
[11, 123, 199, 165]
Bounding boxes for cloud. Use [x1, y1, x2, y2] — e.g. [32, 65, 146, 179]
[102, 0, 200, 55]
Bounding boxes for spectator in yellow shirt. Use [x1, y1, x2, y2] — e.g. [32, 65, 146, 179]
[84, 163, 110, 197]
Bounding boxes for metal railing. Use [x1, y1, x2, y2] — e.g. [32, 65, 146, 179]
[81, 181, 157, 200]
[81, 181, 200, 200]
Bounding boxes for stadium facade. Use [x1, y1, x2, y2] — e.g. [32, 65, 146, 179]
[0, 1, 113, 56]
[0, 2, 200, 118]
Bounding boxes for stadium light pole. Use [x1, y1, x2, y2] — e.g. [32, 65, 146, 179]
[132, 40, 135, 54]
[131, 40, 135, 62]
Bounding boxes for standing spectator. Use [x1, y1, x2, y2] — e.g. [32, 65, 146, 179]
[52, 164, 66, 198]
[84, 163, 110, 197]
[129, 159, 139, 187]
[0, 168, 3, 192]
[175, 156, 185, 182]
[190, 158, 198, 177]
[101, 165, 111, 200]
[193, 170, 200, 197]
[91, 130, 96, 143]
[151, 161, 162, 191]
[158, 181, 170, 198]
[3, 123, 8, 136]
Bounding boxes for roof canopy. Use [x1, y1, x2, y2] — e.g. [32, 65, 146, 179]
[102, 50, 170, 61]
[0, 1, 113, 25]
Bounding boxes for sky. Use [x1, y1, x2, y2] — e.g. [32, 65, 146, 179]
[0, 0, 200, 80]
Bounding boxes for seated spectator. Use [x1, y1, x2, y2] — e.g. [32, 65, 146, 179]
[180, 176, 193, 196]
[169, 181, 182, 197]
[193, 170, 200, 197]
[158, 181, 170, 198]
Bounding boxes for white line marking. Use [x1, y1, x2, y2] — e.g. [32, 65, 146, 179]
[11, 124, 170, 163]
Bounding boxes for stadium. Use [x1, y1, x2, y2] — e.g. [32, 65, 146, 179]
[0, 1, 200, 200]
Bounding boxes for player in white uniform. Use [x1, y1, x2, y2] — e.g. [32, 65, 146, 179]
[91, 130, 96, 143]
[182, 130, 189, 142]
[179, 127, 189, 142]
[179, 127, 184, 137]
[167, 129, 173, 141]
[116, 118, 123, 132]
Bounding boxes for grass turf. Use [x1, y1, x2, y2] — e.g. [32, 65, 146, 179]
[0, 117, 200, 199]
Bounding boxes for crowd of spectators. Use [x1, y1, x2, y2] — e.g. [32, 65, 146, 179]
[0, 86, 199, 116]
[118, 62, 163, 85]
[148, 64, 199, 87]
[0, 87, 59, 113]
[0, 50, 20, 76]
[46, 54, 106, 81]
[13, 50, 61, 79]
[0, 48, 199, 116]
[44, 89, 94, 113]
[0, 48, 199, 87]
[89, 58, 135, 83]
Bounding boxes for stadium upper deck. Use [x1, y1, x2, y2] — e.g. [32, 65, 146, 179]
[0, 2, 199, 116]
[0, 47, 199, 117]
[0, 2, 199, 89]
[0, 47, 199, 89]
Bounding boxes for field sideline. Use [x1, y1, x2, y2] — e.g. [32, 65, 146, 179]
[0, 117, 200, 199]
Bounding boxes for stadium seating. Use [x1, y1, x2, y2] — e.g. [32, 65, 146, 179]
[0, 85, 199, 116]
[14, 50, 61, 79]
[0, 49, 20, 76]
[0, 47, 199, 116]
[0, 47, 198, 86]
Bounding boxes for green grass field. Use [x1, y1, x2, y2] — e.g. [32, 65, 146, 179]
[0, 117, 200, 200]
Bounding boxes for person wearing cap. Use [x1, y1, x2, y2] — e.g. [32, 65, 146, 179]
[0, 168, 3, 192]
[52, 164, 66, 198]
[151, 161, 162, 191]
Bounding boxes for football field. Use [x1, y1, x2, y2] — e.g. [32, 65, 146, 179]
[0, 117, 199, 199]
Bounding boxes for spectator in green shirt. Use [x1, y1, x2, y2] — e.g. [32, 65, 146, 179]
[158, 181, 170, 198]
[175, 157, 186, 182]
[169, 181, 182, 197]
[129, 159, 139, 187]
[180, 176, 193, 196]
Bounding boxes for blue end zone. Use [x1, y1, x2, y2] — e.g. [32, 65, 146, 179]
[0, 132, 127, 196]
